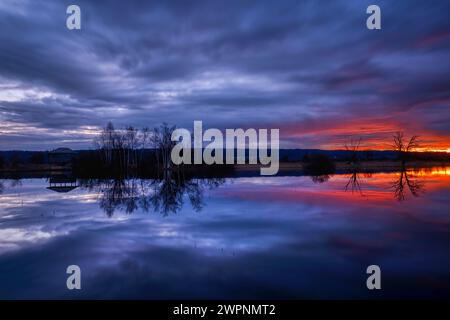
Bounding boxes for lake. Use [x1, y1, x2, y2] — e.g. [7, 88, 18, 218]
[0, 167, 449, 299]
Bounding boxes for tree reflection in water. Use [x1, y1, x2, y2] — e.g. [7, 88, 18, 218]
[342, 165, 425, 201]
[0, 178, 23, 195]
[345, 171, 363, 194]
[79, 175, 225, 217]
[344, 165, 373, 195]
[390, 166, 425, 201]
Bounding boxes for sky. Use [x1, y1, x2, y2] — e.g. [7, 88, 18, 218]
[0, 0, 449, 151]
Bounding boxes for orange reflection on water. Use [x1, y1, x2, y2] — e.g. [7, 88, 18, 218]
[220, 167, 450, 207]
[407, 167, 450, 176]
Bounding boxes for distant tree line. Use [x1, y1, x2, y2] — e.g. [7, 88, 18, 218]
[73, 121, 233, 178]
[1, 126, 449, 177]
[0, 151, 49, 170]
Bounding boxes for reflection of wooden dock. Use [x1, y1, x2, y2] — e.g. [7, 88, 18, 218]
[47, 177, 78, 193]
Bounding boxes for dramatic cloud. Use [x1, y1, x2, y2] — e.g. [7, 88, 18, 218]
[0, 0, 449, 150]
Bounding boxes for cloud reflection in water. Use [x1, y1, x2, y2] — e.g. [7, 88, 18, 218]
[0, 169, 449, 299]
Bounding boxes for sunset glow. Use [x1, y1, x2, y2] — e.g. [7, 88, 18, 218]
[0, 2, 449, 151]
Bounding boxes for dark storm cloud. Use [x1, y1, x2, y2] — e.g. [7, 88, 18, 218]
[0, 0, 449, 149]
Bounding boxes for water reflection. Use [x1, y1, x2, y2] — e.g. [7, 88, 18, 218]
[345, 171, 363, 194]
[79, 176, 225, 217]
[0, 178, 23, 194]
[0, 168, 449, 299]
[343, 163, 363, 195]
[310, 175, 331, 184]
[47, 177, 78, 193]
[9, 178, 22, 188]
[344, 168, 375, 196]
[341, 165, 427, 201]
[0, 165, 435, 215]
[390, 167, 425, 201]
[74, 167, 429, 215]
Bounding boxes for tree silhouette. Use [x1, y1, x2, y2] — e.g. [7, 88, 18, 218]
[345, 137, 361, 165]
[390, 166, 425, 201]
[80, 175, 224, 217]
[391, 132, 419, 165]
[345, 171, 363, 194]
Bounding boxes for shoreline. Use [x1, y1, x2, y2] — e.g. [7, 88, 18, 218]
[236, 160, 450, 172]
[0, 161, 449, 179]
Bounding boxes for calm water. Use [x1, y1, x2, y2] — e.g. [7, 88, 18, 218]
[0, 168, 449, 299]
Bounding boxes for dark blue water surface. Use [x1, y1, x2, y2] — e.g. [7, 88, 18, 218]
[0, 168, 449, 299]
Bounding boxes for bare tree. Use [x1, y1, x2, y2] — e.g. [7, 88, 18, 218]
[137, 127, 152, 168]
[93, 122, 180, 176]
[125, 126, 139, 168]
[141, 127, 150, 147]
[150, 123, 177, 175]
[94, 121, 117, 166]
[391, 132, 419, 165]
[390, 168, 425, 201]
[345, 137, 361, 165]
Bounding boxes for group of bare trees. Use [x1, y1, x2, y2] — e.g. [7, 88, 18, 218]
[79, 176, 225, 216]
[94, 122, 176, 174]
[95, 122, 140, 170]
[342, 131, 423, 200]
[344, 131, 420, 165]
